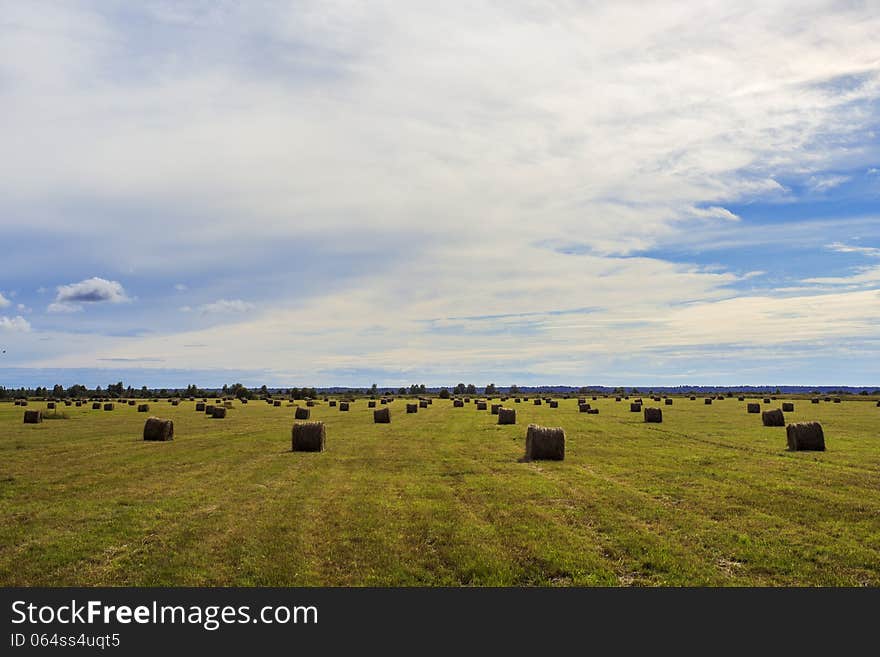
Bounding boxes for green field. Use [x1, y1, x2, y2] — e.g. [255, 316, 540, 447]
[1, 396, 878, 586]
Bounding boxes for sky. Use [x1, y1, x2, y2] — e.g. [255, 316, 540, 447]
[1, 0, 879, 388]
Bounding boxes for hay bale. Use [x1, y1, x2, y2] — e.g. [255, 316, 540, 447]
[205, 405, 215, 415]
[588, 408, 599, 415]
[23, 410, 42, 424]
[578, 403, 591, 412]
[329, 400, 337, 407]
[491, 404, 501, 415]
[368, 401, 376, 408]
[292, 422, 325, 452]
[577, 398, 586, 405]
[738, 396, 745, 401]
[747, 403, 760, 413]
[406, 403, 418, 413]
[137, 404, 150, 412]
[476, 401, 487, 410]
[273, 400, 282, 407]
[103, 403, 114, 411]
[171, 400, 180, 406]
[211, 406, 227, 419]
[524, 424, 565, 461]
[373, 408, 391, 423]
[630, 403, 641, 412]
[453, 399, 464, 408]
[763, 398, 771, 404]
[762, 409, 785, 427]
[196, 402, 206, 411]
[92, 402, 101, 410]
[833, 398, 841, 403]
[533, 399, 542, 406]
[419, 400, 428, 408]
[46, 402, 56, 409]
[782, 402, 794, 412]
[498, 407, 516, 425]
[644, 407, 662, 423]
[664, 398, 673, 405]
[143, 417, 173, 441]
[615, 397, 621, 402]
[702, 398, 712, 405]
[339, 402, 350, 411]
[824, 397, 831, 402]
[75, 401, 82, 407]
[689, 396, 696, 401]
[307, 400, 315, 407]
[128, 400, 136, 406]
[295, 407, 310, 420]
[811, 398, 820, 404]
[786, 422, 825, 451]
[549, 400, 558, 408]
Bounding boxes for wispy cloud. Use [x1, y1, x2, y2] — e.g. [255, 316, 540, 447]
[0, 292, 9, 308]
[826, 242, 880, 257]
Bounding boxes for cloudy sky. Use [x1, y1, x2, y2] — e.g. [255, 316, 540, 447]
[1, 0, 879, 388]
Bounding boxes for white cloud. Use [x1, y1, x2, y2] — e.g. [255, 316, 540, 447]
[0, 292, 9, 308]
[808, 175, 850, 192]
[48, 277, 129, 312]
[174, 283, 188, 291]
[826, 242, 880, 257]
[0, 315, 31, 332]
[198, 299, 254, 314]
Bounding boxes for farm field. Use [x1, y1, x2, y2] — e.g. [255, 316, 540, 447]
[1, 396, 879, 586]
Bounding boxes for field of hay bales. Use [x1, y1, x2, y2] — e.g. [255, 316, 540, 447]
[1, 396, 878, 586]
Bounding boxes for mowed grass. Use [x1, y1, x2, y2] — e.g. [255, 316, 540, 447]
[1, 397, 879, 586]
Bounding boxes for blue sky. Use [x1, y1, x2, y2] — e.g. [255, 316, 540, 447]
[1, 1, 879, 388]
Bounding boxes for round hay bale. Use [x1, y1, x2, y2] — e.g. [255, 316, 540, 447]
[587, 408, 599, 415]
[406, 403, 418, 414]
[476, 401, 487, 410]
[295, 407, 310, 420]
[811, 398, 819, 404]
[615, 397, 622, 402]
[103, 403, 114, 411]
[273, 400, 282, 407]
[137, 404, 150, 412]
[782, 402, 794, 412]
[46, 402, 56, 409]
[339, 402, 350, 411]
[514, 398, 521, 403]
[786, 422, 825, 451]
[689, 396, 696, 401]
[644, 407, 663, 423]
[738, 396, 745, 401]
[373, 408, 391, 423]
[524, 424, 565, 461]
[205, 405, 215, 415]
[419, 400, 428, 408]
[549, 401, 558, 408]
[240, 398, 248, 404]
[498, 407, 516, 424]
[92, 402, 101, 410]
[23, 410, 42, 424]
[223, 401, 233, 409]
[171, 400, 180, 406]
[664, 398, 673, 405]
[329, 400, 337, 407]
[196, 402, 206, 411]
[453, 399, 464, 407]
[75, 401, 82, 407]
[491, 404, 501, 415]
[292, 421, 325, 452]
[577, 398, 586, 405]
[307, 400, 315, 407]
[823, 397, 831, 402]
[143, 417, 173, 441]
[578, 403, 591, 413]
[704, 398, 712, 405]
[630, 403, 641, 412]
[762, 409, 785, 427]
[368, 400, 376, 408]
[747, 403, 760, 413]
[211, 406, 227, 419]
[763, 398, 771, 404]
[533, 399, 542, 406]
[128, 400, 136, 406]
[833, 398, 841, 403]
